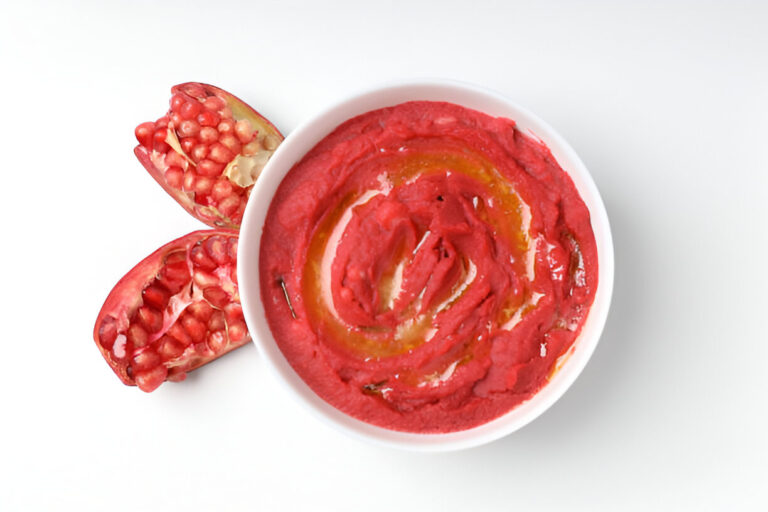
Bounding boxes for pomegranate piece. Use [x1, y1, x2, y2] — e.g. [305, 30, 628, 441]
[93, 230, 249, 392]
[134, 82, 283, 229]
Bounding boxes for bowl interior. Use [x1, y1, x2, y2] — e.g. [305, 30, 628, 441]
[238, 80, 614, 452]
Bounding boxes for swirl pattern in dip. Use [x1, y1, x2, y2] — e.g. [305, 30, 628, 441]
[260, 101, 597, 433]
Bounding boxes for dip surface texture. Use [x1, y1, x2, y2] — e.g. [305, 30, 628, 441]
[260, 101, 597, 433]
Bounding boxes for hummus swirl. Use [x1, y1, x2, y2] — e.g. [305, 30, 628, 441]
[260, 101, 597, 433]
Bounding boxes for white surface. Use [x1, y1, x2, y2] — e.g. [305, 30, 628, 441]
[237, 80, 615, 451]
[0, 0, 766, 510]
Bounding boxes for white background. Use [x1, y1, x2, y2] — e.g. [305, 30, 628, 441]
[1, 1, 766, 510]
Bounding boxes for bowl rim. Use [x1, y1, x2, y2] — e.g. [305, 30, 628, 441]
[238, 78, 614, 452]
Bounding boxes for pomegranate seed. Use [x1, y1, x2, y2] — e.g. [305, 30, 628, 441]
[234, 120, 255, 143]
[211, 180, 234, 202]
[204, 287, 229, 308]
[178, 119, 201, 138]
[197, 110, 220, 127]
[204, 236, 229, 264]
[136, 305, 163, 333]
[181, 314, 207, 343]
[158, 261, 190, 291]
[180, 100, 202, 120]
[182, 170, 196, 191]
[194, 176, 214, 197]
[208, 143, 233, 164]
[165, 166, 184, 188]
[135, 122, 156, 150]
[153, 128, 168, 144]
[199, 126, 218, 144]
[158, 335, 185, 360]
[207, 331, 227, 352]
[242, 140, 261, 156]
[155, 116, 170, 129]
[224, 305, 243, 325]
[135, 365, 168, 393]
[180, 137, 196, 154]
[170, 112, 183, 127]
[181, 83, 205, 98]
[190, 245, 217, 270]
[168, 322, 193, 346]
[170, 93, 186, 112]
[220, 134, 241, 154]
[98, 316, 118, 349]
[228, 322, 248, 342]
[132, 348, 161, 371]
[167, 372, 187, 382]
[165, 150, 187, 169]
[165, 250, 186, 265]
[187, 301, 215, 322]
[204, 96, 226, 111]
[209, 311, 226, 332]
[263, 135, 280, 151]
[221, 106, 233, 119]
[142, 284, 170, 309]
[218, 195, 240, 218]
[197, 159, 224, 177]
[190, 144, 209, 162]
[217, 119, 235, 134]
[193, 270, 219, 288]
[112, 334, 127, 359]
[227, 238, 238, 263]
[127, 324, 148, 348]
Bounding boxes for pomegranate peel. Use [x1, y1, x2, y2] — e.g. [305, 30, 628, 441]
[134, 82, 283, 229]
[93, 230, 250, 392]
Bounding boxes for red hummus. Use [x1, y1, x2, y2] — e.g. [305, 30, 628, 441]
[260, 101, 597, 433]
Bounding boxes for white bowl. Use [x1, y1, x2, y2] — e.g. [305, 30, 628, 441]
[238, 79, 614, 452]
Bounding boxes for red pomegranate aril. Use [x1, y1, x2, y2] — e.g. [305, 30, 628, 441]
[182, 170, 196, 191]
[135, 122, 155, 150]
[187, 301, 214, 322]
[136, 305, 163, 333]
[228, 322, 248, 342]
[227, 238, 238, 263]
[98, 316, 118, 350]
[153, 128, 167, 145]
[194, 176, 214, 197]
[203, 287, 229, 309]
[199, 126, 218, 144]
[181, 314, 207, 343]
[204, 96, 226, 111]
[167, 322, 193, 346]
[180, 100, 202, 120]
[181, 82, 205, 97]
[208, 143, 233, 164]
[142, 284, 170, 310]
[234, 119, 255, 143]
[217, 195, 241, 218]
[165, 166, 184, 189]
[127, 323, 148, 348]
[165, 150, 187, 169]
[135, 365, 168, 393]
[132, 348, 161, 371]
[156, 115, 170, 129]
[158, 336, 186, 360]
[170, 112, 183, 127]
[170, 93, 186, 112]
[223, 303, 243, 322]
[197, 159, 224, 177]
[219, 134, 242, 154]
[190, 144, 209, 162]
[193, 269, 218, 288]
[217, 119, 235, 134]
[197, 110, 221, 127]
[208, 310, 226, 332]
[178, 119, 201, 138]
[211, 180, 235, 202]
[207, 331, 227, 352]
[204, 236, 229, 264]
[190, 245, 217, 270]
[180, 137, 196, 154]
